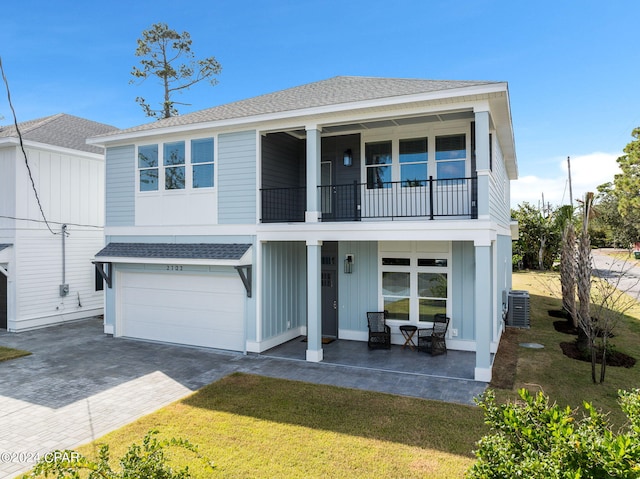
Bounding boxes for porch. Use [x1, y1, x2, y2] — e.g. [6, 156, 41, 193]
[262, 336, 479, 381]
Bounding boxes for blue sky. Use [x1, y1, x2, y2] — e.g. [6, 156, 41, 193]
[1, 0, 638, 207]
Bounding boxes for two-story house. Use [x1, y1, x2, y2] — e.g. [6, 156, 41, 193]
[0, 114, 117, 331]
[90, 76, 517, 382]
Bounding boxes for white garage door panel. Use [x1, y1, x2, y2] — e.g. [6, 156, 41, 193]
[120, 271, 245, 351]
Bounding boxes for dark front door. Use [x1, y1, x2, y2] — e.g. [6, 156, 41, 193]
[321, 241, 338, 338]
[0, 272, 7, 329]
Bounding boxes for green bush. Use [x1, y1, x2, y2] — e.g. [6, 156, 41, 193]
[24, 430, 213, 479]
[466, 388, 640, 478]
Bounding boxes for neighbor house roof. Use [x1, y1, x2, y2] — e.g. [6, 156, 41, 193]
[95, 243, 252, 261]
[0, 113, 118, 154]
[92, 76, 499, 138]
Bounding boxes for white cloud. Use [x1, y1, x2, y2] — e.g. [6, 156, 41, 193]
[511, 152, 621, 208]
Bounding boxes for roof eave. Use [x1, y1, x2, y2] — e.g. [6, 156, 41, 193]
[88, 82, 509, 146]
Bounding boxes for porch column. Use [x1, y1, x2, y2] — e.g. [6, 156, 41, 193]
[306, 239, 323, 362]
[474, 239, 492, 382]
[305, 126, 321, 222]
[474, 110, 490, 219]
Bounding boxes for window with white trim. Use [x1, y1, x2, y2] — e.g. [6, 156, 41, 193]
[380, 254, 450, 324]
[164, 141, 185, 190]
[191, 138, 214, 188]
[138, 144, 158, 191]
[137, 137, 215, 192]
[435, 134, 466, 180]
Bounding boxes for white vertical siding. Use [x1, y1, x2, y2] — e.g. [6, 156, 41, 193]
[218, 130, 257, 224]
[13, 227, 103, 329]
[106, 145, 135, 226]
[0, 146, 17, 233]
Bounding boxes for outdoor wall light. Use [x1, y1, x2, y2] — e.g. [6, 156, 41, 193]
[343, 149, 353, 167]
[344, 254, 354, 274]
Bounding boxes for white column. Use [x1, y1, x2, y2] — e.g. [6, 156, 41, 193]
[306, 239, 323, 362]
[474, 110, 490, 219]
[474, 239, 492, 382]
[305, 127, 321, 222]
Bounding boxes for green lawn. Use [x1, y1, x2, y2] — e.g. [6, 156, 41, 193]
[72, 374, 485, 478]
[0, 346, 30, 362]
[23, 269, 640, 478]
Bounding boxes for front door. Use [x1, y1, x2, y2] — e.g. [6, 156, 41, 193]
[321, 241, 338, 338]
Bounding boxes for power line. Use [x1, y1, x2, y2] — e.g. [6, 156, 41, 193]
[0, 56, 57, 235]
[0, 215, 103, 229]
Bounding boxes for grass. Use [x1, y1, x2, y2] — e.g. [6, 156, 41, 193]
[23, 268, 640, 477]
[505, 270, 640, 427]
[73, 374, 485, 478]
[0, 346, 30, 362]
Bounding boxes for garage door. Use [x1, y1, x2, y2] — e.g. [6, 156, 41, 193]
[119, 270, 245, 351]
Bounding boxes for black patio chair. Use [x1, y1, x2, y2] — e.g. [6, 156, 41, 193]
[367, 311, 391, 349]
[417, 314, 450, 355]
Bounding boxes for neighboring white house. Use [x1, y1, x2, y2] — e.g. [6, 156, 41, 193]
[90, 76, 517, 382]
[0, 113, 118, 331]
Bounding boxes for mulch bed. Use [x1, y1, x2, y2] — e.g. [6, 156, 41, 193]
[560, 341, 636, 368]
[490, 327, 520, 390]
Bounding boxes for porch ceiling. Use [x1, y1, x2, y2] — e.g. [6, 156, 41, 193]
[285, 110, 475, 139]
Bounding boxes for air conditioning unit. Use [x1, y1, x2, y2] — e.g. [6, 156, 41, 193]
[507, 290, 530, 328]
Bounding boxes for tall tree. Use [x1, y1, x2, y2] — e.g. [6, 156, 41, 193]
[512, 202, 562, 270]
[130, 23, 222, 119]
[613, 127, 640, 228]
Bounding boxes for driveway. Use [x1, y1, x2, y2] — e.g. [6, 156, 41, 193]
[0, 318, 486, 477]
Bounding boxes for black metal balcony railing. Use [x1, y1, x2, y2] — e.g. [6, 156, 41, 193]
[260, 177, 477, 223]
[261, 186, 306, 223]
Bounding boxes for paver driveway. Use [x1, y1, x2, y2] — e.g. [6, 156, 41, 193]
[0, 318, 486, 477]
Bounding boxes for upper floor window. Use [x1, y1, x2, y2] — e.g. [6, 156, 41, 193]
[191, 138, 214, 188]
[365, 141, 392, 189]
[137, 138, 215, 192]
[399, 137, 428, 187]
[164, 141, 185, 190]
[435, 134, 466, 180]
[138, 144, 158, 191]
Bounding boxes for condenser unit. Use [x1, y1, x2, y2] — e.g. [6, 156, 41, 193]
[507, 290, 530, 328]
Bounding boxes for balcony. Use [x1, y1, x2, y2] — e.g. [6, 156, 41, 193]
[261, 177, 477, 223]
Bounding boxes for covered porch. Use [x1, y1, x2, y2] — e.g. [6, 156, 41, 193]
[262, 336, 481, 381]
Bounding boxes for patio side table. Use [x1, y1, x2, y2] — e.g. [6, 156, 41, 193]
[399, 325, 418, 350]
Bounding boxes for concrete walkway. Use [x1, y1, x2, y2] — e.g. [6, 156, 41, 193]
[0, 318, 486, 477]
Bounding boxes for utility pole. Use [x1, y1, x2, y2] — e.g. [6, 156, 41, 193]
[567, 156, 573, 208]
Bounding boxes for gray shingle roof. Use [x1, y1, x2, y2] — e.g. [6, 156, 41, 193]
[95, 243, 251, 261]
[0, 244, 12, 252]
[94, 76, 497, 137]
[0, 113, 118, 154]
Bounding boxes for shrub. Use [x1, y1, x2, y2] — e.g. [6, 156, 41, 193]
[24, 430, 214, 479]
[466, 388, 640, 478]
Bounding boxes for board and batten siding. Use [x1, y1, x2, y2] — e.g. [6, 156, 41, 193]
[337, 241, 378, 334]
[218, 131, 257, 224]
[261, 241, 306, 340]
[14, 227, 104, 329]
[0, 147, 17, 229]
[451, 241, 476, 341]
[105, 145, 135, 226]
